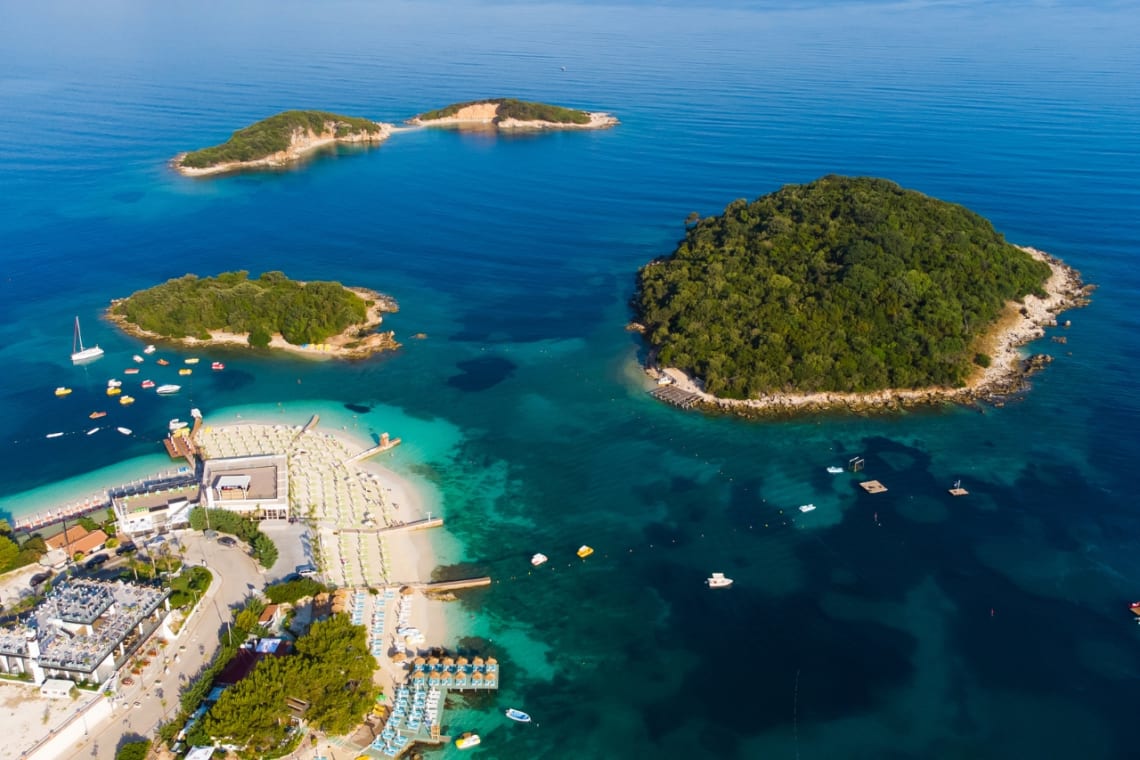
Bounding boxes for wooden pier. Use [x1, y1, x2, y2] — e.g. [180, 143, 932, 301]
[413, 576, 492, 592]
[344, 433, 402, 464]
[339, 517, 443, 535]
[303, 413, 321, 433]
[649, 385, 703, 409]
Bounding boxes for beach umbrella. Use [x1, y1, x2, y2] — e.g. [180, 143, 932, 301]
[456, 657, 469, 666]
[472, 656, 484, 667]
[400, 586, 414, 596]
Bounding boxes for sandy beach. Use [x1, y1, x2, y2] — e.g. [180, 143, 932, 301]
[105, 286, 400, 360]
[648, 246, 1090, 415]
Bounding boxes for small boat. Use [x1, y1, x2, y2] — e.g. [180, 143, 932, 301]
[531, 553, 549, 567]
[505, 708, 532, 723]
[156, 359, 169, 366]
[107, 379, 122, 388]
[799, 504, 816, 513]
[116, 427, 132, 436]
[86, 427, 100, 436]
[124, 368, 140, 375]
[169, 419, 188, 432]
[179, 368, 193, 376]
[132, 354, 144, 363]
[54, 387, 72, 396]
[706, 572, 734, 589]
[106, 387, 122, 396]
[155, 384, 181, 395]
[89, 411, 106, 419]
[140, 380, 155, 389]
[184, 357, 200, 365]
[826, 466, 844, 474]
[143, 344, 156, 354]
[211, 361, 224, 371]
[70, 316, 104, 363]
[119, 395, 135, 405]
[45, 432, 64, 439]
[656, 374, 673, 386]
[190, 407, 203, 418]
[576, 545, 594, 558]
[1131, 602, 1140, 622]
[455, 733, 481, 750]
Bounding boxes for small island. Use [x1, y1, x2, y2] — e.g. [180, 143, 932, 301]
[409, 98, 618, 130]
[633, 175, 1091, 415]
[107, 270, 399, 359]
[173, 110, 392, 177]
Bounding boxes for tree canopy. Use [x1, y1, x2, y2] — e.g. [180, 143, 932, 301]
[417, 98, 591, 124]
[198, 614, 376, 755]
[180, 110, 383, 168]
[634, 176, 1052, 398]
[112, 270, 369, 347]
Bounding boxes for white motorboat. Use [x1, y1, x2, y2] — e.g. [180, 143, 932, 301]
[132, 354, 144, 363]
[799, 504, 817, 513]
[826, 466, 844, 474]
[706, 572, 733, 589]
[530, 553, 549, 567]
[143, 344, 156, 354]
[169, 419, 188, 432]
[86, 427, 100, 435]
[70, 316, 104, 363]
[107, 378, 122, 388]
[505, 708, 532, 723]
[45, 432, 64, 439]
[155, 384, 181, 395]
[116, 427, 132, 436]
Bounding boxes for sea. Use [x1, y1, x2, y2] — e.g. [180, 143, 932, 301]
[2, 1, 1139, 757]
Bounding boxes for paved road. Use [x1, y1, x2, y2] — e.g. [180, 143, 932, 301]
[70, 533, 264, 759]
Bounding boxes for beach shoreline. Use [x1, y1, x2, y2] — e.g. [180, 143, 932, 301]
[643, 246, 1091, 416]
[104, 286, 400, 360]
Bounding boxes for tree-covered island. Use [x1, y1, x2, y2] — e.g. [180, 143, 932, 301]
[634, 175, 1089, 413]
[410, 98, 618, 130]
[174, 110, 392, 177]
[108, 270, 399, 358]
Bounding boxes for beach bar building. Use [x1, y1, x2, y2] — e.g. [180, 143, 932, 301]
[0, 579, 170, 686]
[201, 454, 290, 521]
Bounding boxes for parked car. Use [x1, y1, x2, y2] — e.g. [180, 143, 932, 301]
[29, 571, 52, 588]
[217, 536, 237, 547]
[115, 543, 137, 556]
[85, 554, 110, 569]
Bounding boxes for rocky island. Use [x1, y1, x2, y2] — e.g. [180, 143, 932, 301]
[633, 175, 1091, 415]
[173, 110, 392, 177]
[409, 98, 617, 130]
[108, 270, 399, 359]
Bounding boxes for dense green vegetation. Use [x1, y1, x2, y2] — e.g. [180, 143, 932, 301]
[180, 110, 383, 168]
[189, 507, 279, 569]
[115, 740, 151, 760]
[168, 566, 212, 608]
[417, 97, 591, 124]
[635, 176, 1052, 398]
[196, 615, 376, 756]
[112, 270, 369, 347]
[265, 577, 328, 605]
[0, 520, 48, 574]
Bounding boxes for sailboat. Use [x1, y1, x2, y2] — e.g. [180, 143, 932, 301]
[70, 316, 104, 363]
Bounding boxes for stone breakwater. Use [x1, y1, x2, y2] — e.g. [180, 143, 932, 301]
[641, 246, 1093, 417]
[174, 122, 393, 177]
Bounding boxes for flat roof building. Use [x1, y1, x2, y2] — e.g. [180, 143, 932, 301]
[201, 455, 289, 521]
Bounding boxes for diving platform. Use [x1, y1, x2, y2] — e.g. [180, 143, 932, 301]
[649, 385, 702, 409]
[858, 480, 888, 494]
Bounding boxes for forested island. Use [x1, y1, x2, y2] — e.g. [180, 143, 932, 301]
[108, 270, 399, 358]
[633, 175, 1089, 413]
[410, 98, 618, 130]
[174, 110, 392, 176]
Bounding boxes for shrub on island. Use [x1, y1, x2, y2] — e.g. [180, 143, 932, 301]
[634, 175, 1053, 398]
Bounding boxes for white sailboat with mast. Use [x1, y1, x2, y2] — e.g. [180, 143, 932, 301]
[70, 316, 104, 363]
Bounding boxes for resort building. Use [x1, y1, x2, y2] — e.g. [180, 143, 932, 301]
[0, 578, 170, 685]
[200, 454, 290, 521]
[45, 525, 108, 558]
[110, 474, 199, 538]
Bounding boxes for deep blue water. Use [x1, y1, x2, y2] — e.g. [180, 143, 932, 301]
[3, 1, 1140, 757]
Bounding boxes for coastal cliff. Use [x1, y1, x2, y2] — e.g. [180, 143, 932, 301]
[174, 110, 393, 177]
[410, 99, 617, 131]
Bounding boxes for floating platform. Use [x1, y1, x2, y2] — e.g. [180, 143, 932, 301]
[858, 480, 888, 494]
[948, 487, 969, 496]
[649, 385, 702, 409]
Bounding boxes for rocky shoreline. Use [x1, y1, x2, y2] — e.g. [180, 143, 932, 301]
[105, 287, 401, 360]
[173, 123, 393, 177]
[637, 247, 1093, 417]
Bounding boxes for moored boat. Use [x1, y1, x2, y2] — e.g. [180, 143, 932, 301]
[799, 504, 817, 513]
[132, 354, 144, 363]
[116, 427, 132, 436]
[106, 387, 122, 396]
[706, 572, 733, 589]
[179, 368, 193, 376]
[86, 427, 100, 435]
[119, 395, 135, 405]
[107, 379, 122, 388]
[70, 316, 104, 363]
[576, 545, 594, 558]
[531, 553, 549, 567]
[455, 732, 481, 749]
[184, 357, 200, 365]
[141, 380, 155, 389]
[143, 344, 156, 354]
[54, 387, 72, 396]
[156, 359, 169, 366]
[124, 367, 140, 375]
[826, 466, 844, 474]
[155, 384, 181, 395]
[211, 361, 225, 371]
[89, 411, 107, 419]
[169, 419, 188, 432]
[45, 432, 64, 439]
[505, 708, 531, 723]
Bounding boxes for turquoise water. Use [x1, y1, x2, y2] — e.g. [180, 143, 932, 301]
[3, 1, 1140, 757]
